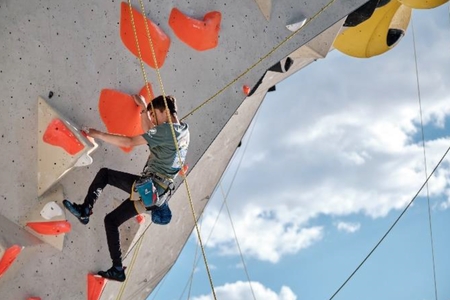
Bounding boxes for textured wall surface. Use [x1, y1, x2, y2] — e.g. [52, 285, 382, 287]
[0, 0, 368, 299]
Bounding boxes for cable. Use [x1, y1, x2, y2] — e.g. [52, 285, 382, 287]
[180, 0, 337, 122]
[411, 18, 438, 300]
[116, 231, 145, 300]
[177, 102, 264, 299]
[328, 146, 450, 300]
[113, 1, 217, 299]
[219, 183, 257, 300]
[105, 0, 339, 296]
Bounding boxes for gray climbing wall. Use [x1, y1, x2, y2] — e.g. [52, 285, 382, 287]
[0, 0, 368, 299]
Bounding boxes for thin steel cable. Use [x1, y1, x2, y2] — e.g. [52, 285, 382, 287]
[411, 18, 438, 300]
[177, 103, 264, 299]
[115, 1, 217, 299]
[328, 146, 450, 300]
[219, 183, 257, 300]
[180, 0, 337, 122]
[116, 232, 145, 300]
[136, 0, 218, 296]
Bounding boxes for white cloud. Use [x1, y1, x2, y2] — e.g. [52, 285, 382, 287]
[199, 10, 450, 264]
[335, 221, 361, 233]
[241, 151, 268, 168]
[192, 281, 297, 300]
[200, 204, 323, 263]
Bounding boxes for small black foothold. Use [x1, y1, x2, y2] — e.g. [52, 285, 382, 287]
[49, 91, 54, 98]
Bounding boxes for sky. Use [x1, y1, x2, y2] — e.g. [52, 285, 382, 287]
[148, 5, 450, 300]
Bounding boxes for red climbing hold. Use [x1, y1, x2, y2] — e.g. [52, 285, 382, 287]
[26, 220, 71, 235]
[43, 119, 84, 155]
[99, 89, 147, 153]
[169, 8, 221, 51]
[243, 85, 251, 95]
[0, 245, 22, 278]
[120, 2, 170, 69]
[87, 273, 106, 300]
[135, 214, 145, 224]
[179, 164, 189, 176]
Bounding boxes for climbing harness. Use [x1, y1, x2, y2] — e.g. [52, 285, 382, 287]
[112, 0, 339, 299]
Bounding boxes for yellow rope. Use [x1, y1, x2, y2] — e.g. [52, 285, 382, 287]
[118, 0, 338, 298]
[116, 231, 145, 300]
[127, 0, 156, 118]
[181, 0, 337, 122]
[124, 1, 218, 299]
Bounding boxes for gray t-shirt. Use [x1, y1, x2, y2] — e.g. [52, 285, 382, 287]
[141, 122, 190, 178]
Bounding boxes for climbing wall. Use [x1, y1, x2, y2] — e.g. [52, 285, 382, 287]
[0, 0, 369, 299]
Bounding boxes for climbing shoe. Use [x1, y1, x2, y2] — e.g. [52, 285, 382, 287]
[98, 266, 126, 282]
[63, 200, 91, 225]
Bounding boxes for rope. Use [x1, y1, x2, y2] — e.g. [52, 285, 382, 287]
[116, 231, 145, 300]
[132, 0, 218, 298]
[187, 231, 200, 300]
[177, 106, 263, 300]
[411, 18, 438, 300]
[176, 221, 203, 300]
[115, 0, 338, 296]
[219, 183, 257, 300]
[180, 0, 337, 122]
[328, 146, 450, 300]
[126, 0, 156, 118]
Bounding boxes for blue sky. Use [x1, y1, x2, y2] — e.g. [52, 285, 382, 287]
[148, 5, 450, 300]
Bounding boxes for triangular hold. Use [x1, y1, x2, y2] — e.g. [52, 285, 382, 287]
[38, 96, 98, 197]
[43, 119, 84, 155]
[23, 185, 68, 250]
[120, 2, 170, 68]
[40, 201, 64, 220]
[26, 220, 71, 235]
[169, 8, 221, 51]
[99, 89, 148, 153]
[253, 0, 272, 21]
[286, 15, 307, 32]
[0, 245, 23, 278]
[87, 273, 106, 300]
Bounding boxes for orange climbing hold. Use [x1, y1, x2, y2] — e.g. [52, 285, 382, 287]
[169, 8, 221, 51]
[120, 2, 170, 68]
[99, 89, 150, 153]
[139, 82, 154, 104]
[135, 214, 145, 224]
[43, 119, 84, 155]
[179, 164, 189, 176]
[27, 298, 41, 300]
[26, 220, 71, 235]
[87, 274, 106, 300]
[0, 245, 22, 278]
[243, 85, 251, 95]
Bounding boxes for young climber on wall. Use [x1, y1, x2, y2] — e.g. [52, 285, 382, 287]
[63, 95, 190, 282]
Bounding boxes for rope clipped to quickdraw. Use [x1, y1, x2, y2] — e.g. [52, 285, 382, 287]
[119, 1, 218, 299]
[126, 0, 156, 119]
[113, 0, 340, 297]
[180, 0, 338, 121]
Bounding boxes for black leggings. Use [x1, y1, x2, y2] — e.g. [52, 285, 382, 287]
[82, 168, 140, 267]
